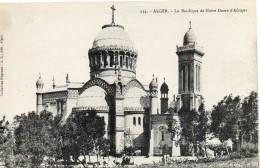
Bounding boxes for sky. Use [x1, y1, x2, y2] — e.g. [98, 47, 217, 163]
[0, 0, 257, 121]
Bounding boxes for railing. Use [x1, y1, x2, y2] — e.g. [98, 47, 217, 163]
[177, 44, 203, 53]
[72, 106, 109, 111]
[124, 107, 144, 111]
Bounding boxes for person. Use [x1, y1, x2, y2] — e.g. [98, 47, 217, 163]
[121, 156, 126, 165]
[126, 156, 130, 164]
[162, 156, 165, 164]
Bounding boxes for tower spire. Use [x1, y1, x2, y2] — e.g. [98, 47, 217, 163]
[52, 76, 55, 89]
[66, 74, 70, 83]
[111, 5, 116, 24]
[189, 21, 191, 29]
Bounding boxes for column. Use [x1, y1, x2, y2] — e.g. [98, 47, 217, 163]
[100, 52, 104, 68]
[59, 101, 62, 116]
[198, 65, 201, 91]
[114, 97, 125, 154]
[185, 65, 188, 92]
[56, 101, 59, 116]
[196, 65, 198, 91]
[36, 93, 43, 113]
[172, 137, 181, 156]
[123, 53, 126, 68]
[126, 56, 128, 69]
[150, 95, 158, 115]
[107, 51, 110, 67]
[149, 128, 154, 156]
[132, 58, 136, 71]
[182, 65, 185, 92]
[62, 101, 67, 118]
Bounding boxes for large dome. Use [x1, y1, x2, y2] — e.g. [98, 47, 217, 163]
[183, 28, 197, 46]
[92, 24, 134, 50]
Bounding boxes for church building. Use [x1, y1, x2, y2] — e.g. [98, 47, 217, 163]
[35, 6, 204, 156]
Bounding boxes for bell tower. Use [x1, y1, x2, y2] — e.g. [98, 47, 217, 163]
[160, 78, 169, 114]
[36, 73, 44, 113]
[176, 22, 204, 111]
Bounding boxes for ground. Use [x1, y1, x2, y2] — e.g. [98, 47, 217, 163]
[0, 156, 258, 167]
[139, 156, 259, 168]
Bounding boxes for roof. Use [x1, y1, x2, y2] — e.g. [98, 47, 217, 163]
[160, 82, 169, 93]
[92, 24, 134, 51]
[183, 28, 197, 46]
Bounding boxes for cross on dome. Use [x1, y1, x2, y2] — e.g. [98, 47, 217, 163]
[111, 5, 116, 24]
[189, 21, 191, 29]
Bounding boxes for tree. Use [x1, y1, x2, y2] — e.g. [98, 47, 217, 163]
[178, 103, 209, 157]
[94, 138, 110, 161]
[61, 111, 108, 168]
[210, 95, 241, 153]
[196, 103, 209, 157]
[14, 111, 62, 166]
[0, 116, 32, 168]
[240, 91, 258, 144]
[178, 107, 197, 156]
[0, 116, 7, 145]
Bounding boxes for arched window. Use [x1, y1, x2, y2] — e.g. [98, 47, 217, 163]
[126, 57, 128, 68]
[120, 56, 123, 67]
[198, 66, 201, 91]
[104, 55, 107, 67]
[159, 126, 166, 141]
[188, 65, 191, 91]
[138, 117, 141, 126]
[133, 117, 136, 126]
[110, 54, 114, 67]
[97, 55, 100, 66]
[182, 65, 185, 91]
[93, 56, 96, 66]
[196, 65, 198, 90]
[162, 131, 165, 141]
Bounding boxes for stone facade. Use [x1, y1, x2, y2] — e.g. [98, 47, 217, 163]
[176, 26, 204, 112]
[35, 8, 203, 157]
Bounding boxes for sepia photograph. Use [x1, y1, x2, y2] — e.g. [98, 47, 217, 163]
[0, 0, 258, 167]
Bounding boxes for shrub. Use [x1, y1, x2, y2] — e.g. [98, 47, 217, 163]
[241, 142, 258, 154]
[228, 152, 242, 160]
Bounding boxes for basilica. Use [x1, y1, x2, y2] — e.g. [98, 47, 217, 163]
[36, 6, 204, 156]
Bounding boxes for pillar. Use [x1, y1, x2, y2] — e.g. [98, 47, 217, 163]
[114, 97, 125, 154]
[107, 51, 110, 67]
[36, 93, 43, 113]
[56, 101, 59, 116]
[149, 128, 154, 156]
[172, 141, 181, 157]
[150, 95, 158, 115]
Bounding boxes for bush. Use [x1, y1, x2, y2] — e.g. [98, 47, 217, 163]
[241, 142, 258, 154]
[228, 152, 242, 160]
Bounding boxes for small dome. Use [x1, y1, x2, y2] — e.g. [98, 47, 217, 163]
[92, 24, 134, 50]
[183, 28, 197, 46]
[149, 76, 158, 90]
[160, 82, 169, 93]
[36, 76, 44, 85]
